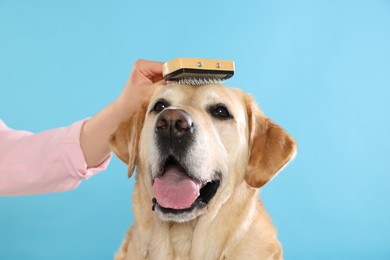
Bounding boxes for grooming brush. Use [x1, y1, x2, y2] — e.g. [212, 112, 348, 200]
[163, 58, 235, 85]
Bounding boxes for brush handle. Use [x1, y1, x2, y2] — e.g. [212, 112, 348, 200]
[163, 58, 235, 78]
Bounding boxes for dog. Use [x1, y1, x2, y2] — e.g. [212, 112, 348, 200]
[110, 83, 296, 260]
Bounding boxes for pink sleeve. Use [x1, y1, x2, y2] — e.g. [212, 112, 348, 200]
[0, 119, 111, 196]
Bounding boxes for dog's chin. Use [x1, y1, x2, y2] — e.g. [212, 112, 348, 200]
[154, 206, 207, 223]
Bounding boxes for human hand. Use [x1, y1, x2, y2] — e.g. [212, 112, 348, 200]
[80, 59, 164, 167]
[114, 59, 165, 120]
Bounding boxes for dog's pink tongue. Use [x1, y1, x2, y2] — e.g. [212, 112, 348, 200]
[153, 166, 201, 210]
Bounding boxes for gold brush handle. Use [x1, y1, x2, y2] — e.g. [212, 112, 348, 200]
[163, 58, 235, 77]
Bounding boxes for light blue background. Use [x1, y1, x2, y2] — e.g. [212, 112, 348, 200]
[1, 0, 389, 259]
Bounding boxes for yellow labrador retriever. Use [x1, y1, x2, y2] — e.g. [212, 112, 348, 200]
[110, 83, 296, 260]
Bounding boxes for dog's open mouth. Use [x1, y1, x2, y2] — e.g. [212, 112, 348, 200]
[152, 156, 220, 214]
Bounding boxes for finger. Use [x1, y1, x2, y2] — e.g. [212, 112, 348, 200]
[140, 60, 164, 74]
[131, 59, 164, 84]
[150, 74, 165, 83]
[153, 79, 167, 86]
[137, 59, 164, 78]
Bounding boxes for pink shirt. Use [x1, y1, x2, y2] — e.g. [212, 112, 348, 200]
[0, 119, 111, 196]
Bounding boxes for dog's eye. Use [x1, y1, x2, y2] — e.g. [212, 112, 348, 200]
[208, 104, 233, 120]
[152, 99, 170, 113]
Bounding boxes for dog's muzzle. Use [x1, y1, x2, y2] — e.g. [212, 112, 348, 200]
[151, 109, 221, 218]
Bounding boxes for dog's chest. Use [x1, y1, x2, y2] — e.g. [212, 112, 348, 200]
[168, 223, 194, 259]
[135, 222, 196, 260]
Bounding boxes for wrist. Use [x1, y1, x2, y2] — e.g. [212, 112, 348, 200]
[112, 98, 137, 124]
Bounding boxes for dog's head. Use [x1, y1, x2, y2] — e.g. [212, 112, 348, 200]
[110, 84, 296, 222]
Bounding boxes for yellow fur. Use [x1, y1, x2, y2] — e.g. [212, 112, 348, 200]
[110, 84, 296, 260]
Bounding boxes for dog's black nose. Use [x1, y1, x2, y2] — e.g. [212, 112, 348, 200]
[155, 109, 194, 155]
[156, 109, 194, 136]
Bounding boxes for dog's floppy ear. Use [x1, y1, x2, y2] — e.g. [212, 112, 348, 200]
[244, 95, 297, 189]
[109, 101, 148, 178]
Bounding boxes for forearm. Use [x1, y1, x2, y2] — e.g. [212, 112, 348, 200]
[80, 100, 136, 167]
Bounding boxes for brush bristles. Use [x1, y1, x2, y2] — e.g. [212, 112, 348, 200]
[173, 77, 223, 86]
[167, 72, 228, 85]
